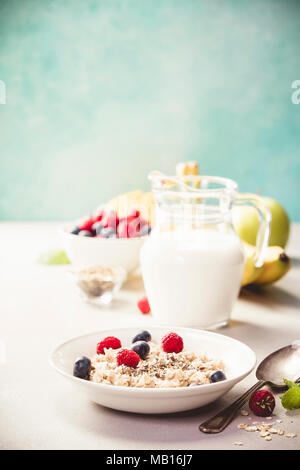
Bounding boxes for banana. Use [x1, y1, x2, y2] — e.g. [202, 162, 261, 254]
[176, 161, 201, 188]
[241, 243, 261, 286]
[242, 243, 291, 286]
[254, 246, 291, 285]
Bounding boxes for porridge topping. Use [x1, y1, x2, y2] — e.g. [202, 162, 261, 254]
[82, 331, 226, 388]
[97, 336, 122, 355]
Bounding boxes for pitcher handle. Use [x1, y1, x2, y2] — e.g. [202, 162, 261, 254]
[234, 194, 271, 268]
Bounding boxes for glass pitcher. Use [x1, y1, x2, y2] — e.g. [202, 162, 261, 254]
[140, 172, 271, 329]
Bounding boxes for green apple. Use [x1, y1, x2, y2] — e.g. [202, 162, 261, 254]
[233, 195, 290, 248]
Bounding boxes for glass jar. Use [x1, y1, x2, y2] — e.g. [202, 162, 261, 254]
[140, 172, 271, 329]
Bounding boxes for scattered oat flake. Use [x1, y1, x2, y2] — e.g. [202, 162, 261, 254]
[238, 423, 248, 429]
[260, 431, 270, 437]
[266, 417, 273, 420]
[234, 441, 243, 446]
[286, 433, 297, 438]
[265, 435, 272, 441]
[245, 426, 257, 432]
[276, 419, 282, 423]
[277, 430, 284, 436]
[240, 410, 249, 416]
[269, 428, 279, 434]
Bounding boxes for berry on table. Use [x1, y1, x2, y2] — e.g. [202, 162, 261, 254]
[249, 389, 275, 417]
[161, 332, 183, 353]
[132, 330, 151, 343]
[137, 296, 151, 314]
[73, 356, 91, 379]
[117, 349, 140, 368]
[209, 370, 227, 383]
[131, 341, 150, 360]
[97, 336, 122, 354]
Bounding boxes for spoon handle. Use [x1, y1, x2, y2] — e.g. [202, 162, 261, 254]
[199, 380, 266, 434]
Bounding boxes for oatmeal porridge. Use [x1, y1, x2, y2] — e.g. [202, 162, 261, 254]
[73, 330, 226, 388]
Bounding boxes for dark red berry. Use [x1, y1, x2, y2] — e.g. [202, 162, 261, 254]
[249, 389, 275, 417]
[97, 336, 121, 354]
[117, 349, 140, 368]
[161, 332, 183, 353]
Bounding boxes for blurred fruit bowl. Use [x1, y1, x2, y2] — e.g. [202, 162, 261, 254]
[60, 225, 148, 274]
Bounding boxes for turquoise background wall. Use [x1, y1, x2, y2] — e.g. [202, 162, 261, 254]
[0, 0, 299, 221]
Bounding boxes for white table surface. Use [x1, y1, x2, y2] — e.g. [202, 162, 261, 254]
[1, 222, 300, 450]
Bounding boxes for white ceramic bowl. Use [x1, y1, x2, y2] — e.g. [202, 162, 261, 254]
[50, 326, 256, 414]
[60, 225, 147, 273]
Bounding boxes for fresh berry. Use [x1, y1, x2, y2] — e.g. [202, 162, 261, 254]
[132, 330, 151, 343]
[131, 341, 150, 360]
[249, 389, 275, 417]
[78, 217, 94, 232]
[93, 207, 105, 223]
[92, 221, 104, 235]
[137, 296, 151, 314]
[209, 370, 227, 383]
[117, 349, 140, 368]
[161, 332, 183, 353]
[128, 209, 140, 218]
[117, 220, 129, 238]
[140, 224, 151, 236]
[70, 226, 80, 235]
[97, 336, 122, 354]
[78, 230, 93, 237]
[100, 227, 117, 238]
[73, 356, 91, 379]
[128, 217, 142, 238]
[101, 211, 119, 229]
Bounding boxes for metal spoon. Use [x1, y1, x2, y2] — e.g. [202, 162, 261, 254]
[199, 343, 300, 434]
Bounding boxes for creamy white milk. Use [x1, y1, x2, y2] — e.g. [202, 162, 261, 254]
[140, 229, 245, 328]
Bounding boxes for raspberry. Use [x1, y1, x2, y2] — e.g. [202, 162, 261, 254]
[161, 332, 183, 353]
[137, 296, 151, 314]
[249, 389, 275, 417]
[97, 336, 121, 355]
[117, 349, 140, 368]
[78, 216, 94, 232]
[128, 209, 140, 218]
[101, 211, 119, 229]
[93, 207, 105, 223]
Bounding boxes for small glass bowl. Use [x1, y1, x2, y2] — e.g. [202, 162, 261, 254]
[70, 265, 127, 305]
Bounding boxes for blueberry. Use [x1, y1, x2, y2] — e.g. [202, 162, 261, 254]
[101, 227, 117, 238]
[131, 341, 150, 360]
[140, 224, 151, 237]
[78, 230, 92, 237]
[209, 370, 226, 383]
[92, 221, 104, 236]
[73, 356, 91, 379]
[132, 330, 151, 343]
[70, 226, 81, 235]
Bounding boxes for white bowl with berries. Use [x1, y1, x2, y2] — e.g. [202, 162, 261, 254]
[50, 326, 256, 414]
[60, 207, 151, 274]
